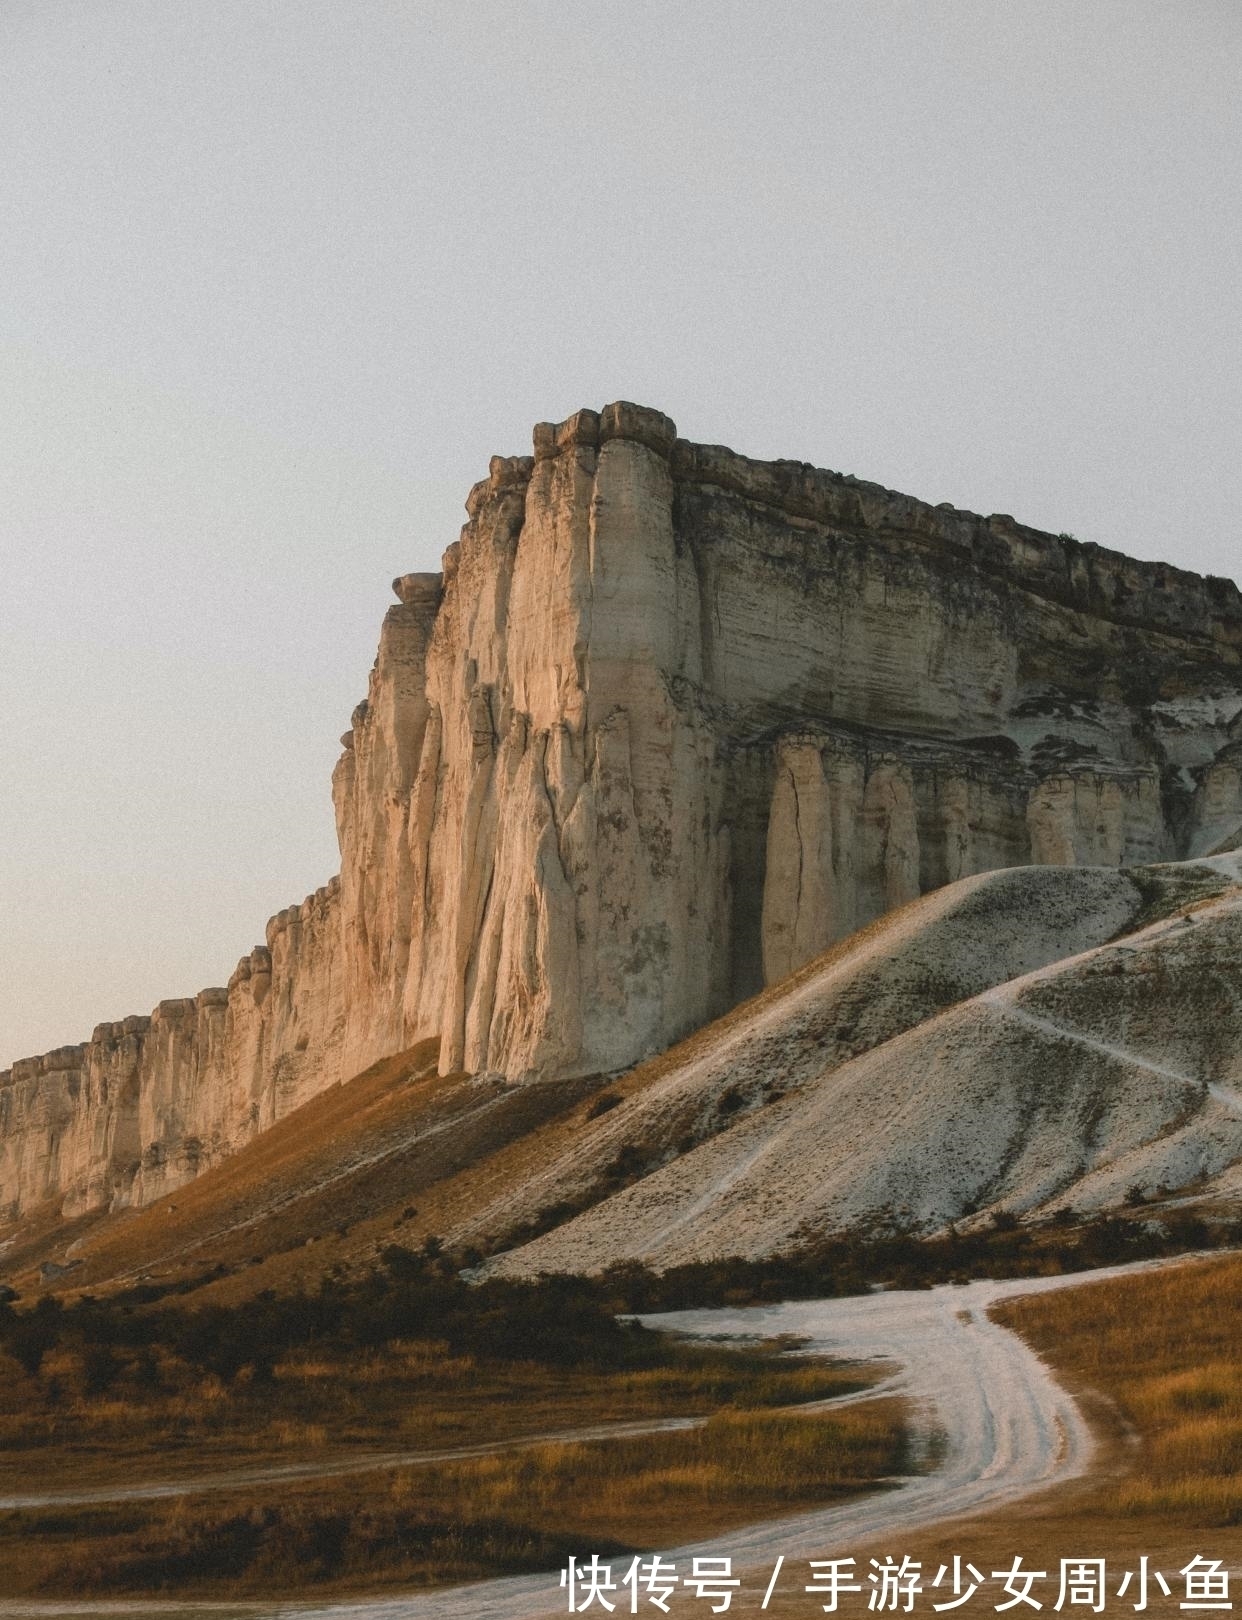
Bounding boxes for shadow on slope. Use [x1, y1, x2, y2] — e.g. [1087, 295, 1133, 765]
[1, 1040, 607, 1302]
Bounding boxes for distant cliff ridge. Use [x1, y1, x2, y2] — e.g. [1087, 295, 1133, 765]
[4, 401, 1241, 1221]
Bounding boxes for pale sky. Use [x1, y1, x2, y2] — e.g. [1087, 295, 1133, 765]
[2, 1, 1240, 1069]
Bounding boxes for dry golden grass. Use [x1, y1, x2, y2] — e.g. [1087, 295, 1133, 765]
[758, 1253, 1242, 1620]
[0, 1397, 907, 1597]
[0, 1039, 617, 1308]
[992, 1253, 1242, 1526]
[0, 1330, 870, 1494]
[394, 1400, 907, 1542]
[10, 1217, 1240, 1607]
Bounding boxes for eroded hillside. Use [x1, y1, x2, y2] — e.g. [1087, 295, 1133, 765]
[7, 850, 1242, 1298]
[480, 851, 1242, 1274]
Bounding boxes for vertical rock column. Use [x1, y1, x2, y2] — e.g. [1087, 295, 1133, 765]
[447, 421, 596, 1077]
[405, 450, 536, 1072]
[573, 403, 731, 1071]
[334, 573, 443, 1079]
[1025, 772, 1170, 867]
[761, 738, 919, 980]
[398, 404, 732, 1081]
[1190, 741, 1242, 855]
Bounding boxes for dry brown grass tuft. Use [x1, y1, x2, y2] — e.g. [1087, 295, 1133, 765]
[993, 1254, 1242, 1528]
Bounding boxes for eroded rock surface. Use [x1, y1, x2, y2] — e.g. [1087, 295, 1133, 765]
[4, 402, 1241, 1219]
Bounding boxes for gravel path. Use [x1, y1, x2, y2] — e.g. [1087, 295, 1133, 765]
[0, 1257, 1186, 1620]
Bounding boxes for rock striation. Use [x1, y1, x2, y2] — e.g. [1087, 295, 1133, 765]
[4, 402, 1242, 1221]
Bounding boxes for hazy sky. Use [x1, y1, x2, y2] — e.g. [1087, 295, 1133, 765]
[2, 1, 1239, 1069]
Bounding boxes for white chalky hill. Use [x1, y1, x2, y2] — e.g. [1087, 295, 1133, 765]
[477, 849, 1242, 1273]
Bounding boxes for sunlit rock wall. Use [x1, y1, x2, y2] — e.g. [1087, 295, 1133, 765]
[4, 401, 1241, 1219]
[0, 881, 342, 1221]
[335, 402, 1242, 1081]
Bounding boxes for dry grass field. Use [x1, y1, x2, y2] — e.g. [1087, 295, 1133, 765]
[3, 1236, 1241, 1606]
[0, 1342, 869, 1494]
[0, 1226, 913, 1598]
[993, 1252, 1242, 1527]
[0, 1376, 906, 1597]
[4, 987, 1242, 1607]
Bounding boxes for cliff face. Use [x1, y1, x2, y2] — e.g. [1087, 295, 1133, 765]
[0, 883, 342, 1220]
[335, 407, 735, 1084]
[4, 401, 1241, 1221]
[333, 400, 1242, 1083]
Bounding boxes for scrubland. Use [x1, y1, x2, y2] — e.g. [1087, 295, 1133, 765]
[5, 1206, 1242, 1601]
[0, 1402, 905, 1596]
[0, 1245, 904, 1596]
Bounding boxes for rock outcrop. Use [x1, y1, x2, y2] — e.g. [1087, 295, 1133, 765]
[4, 402, 1241, 1221]
[332, 401, 1242, 1086]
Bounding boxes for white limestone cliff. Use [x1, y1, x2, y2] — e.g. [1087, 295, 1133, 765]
[4, 402, 1241, 1221]
[0, 881, 342, 1219]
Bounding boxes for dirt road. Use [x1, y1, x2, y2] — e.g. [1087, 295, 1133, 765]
[0, 1258, 1189, 1620]
[0, 1416, 706, 1511]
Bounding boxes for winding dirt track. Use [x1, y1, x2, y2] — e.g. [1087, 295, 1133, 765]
[0, 1417, 709, 1512]
[0, 1258, 1190, 1620]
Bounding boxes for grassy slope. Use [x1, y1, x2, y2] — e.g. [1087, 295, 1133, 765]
[2, 1039, 613, 1305]
[5, 856, 1234, 1311]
